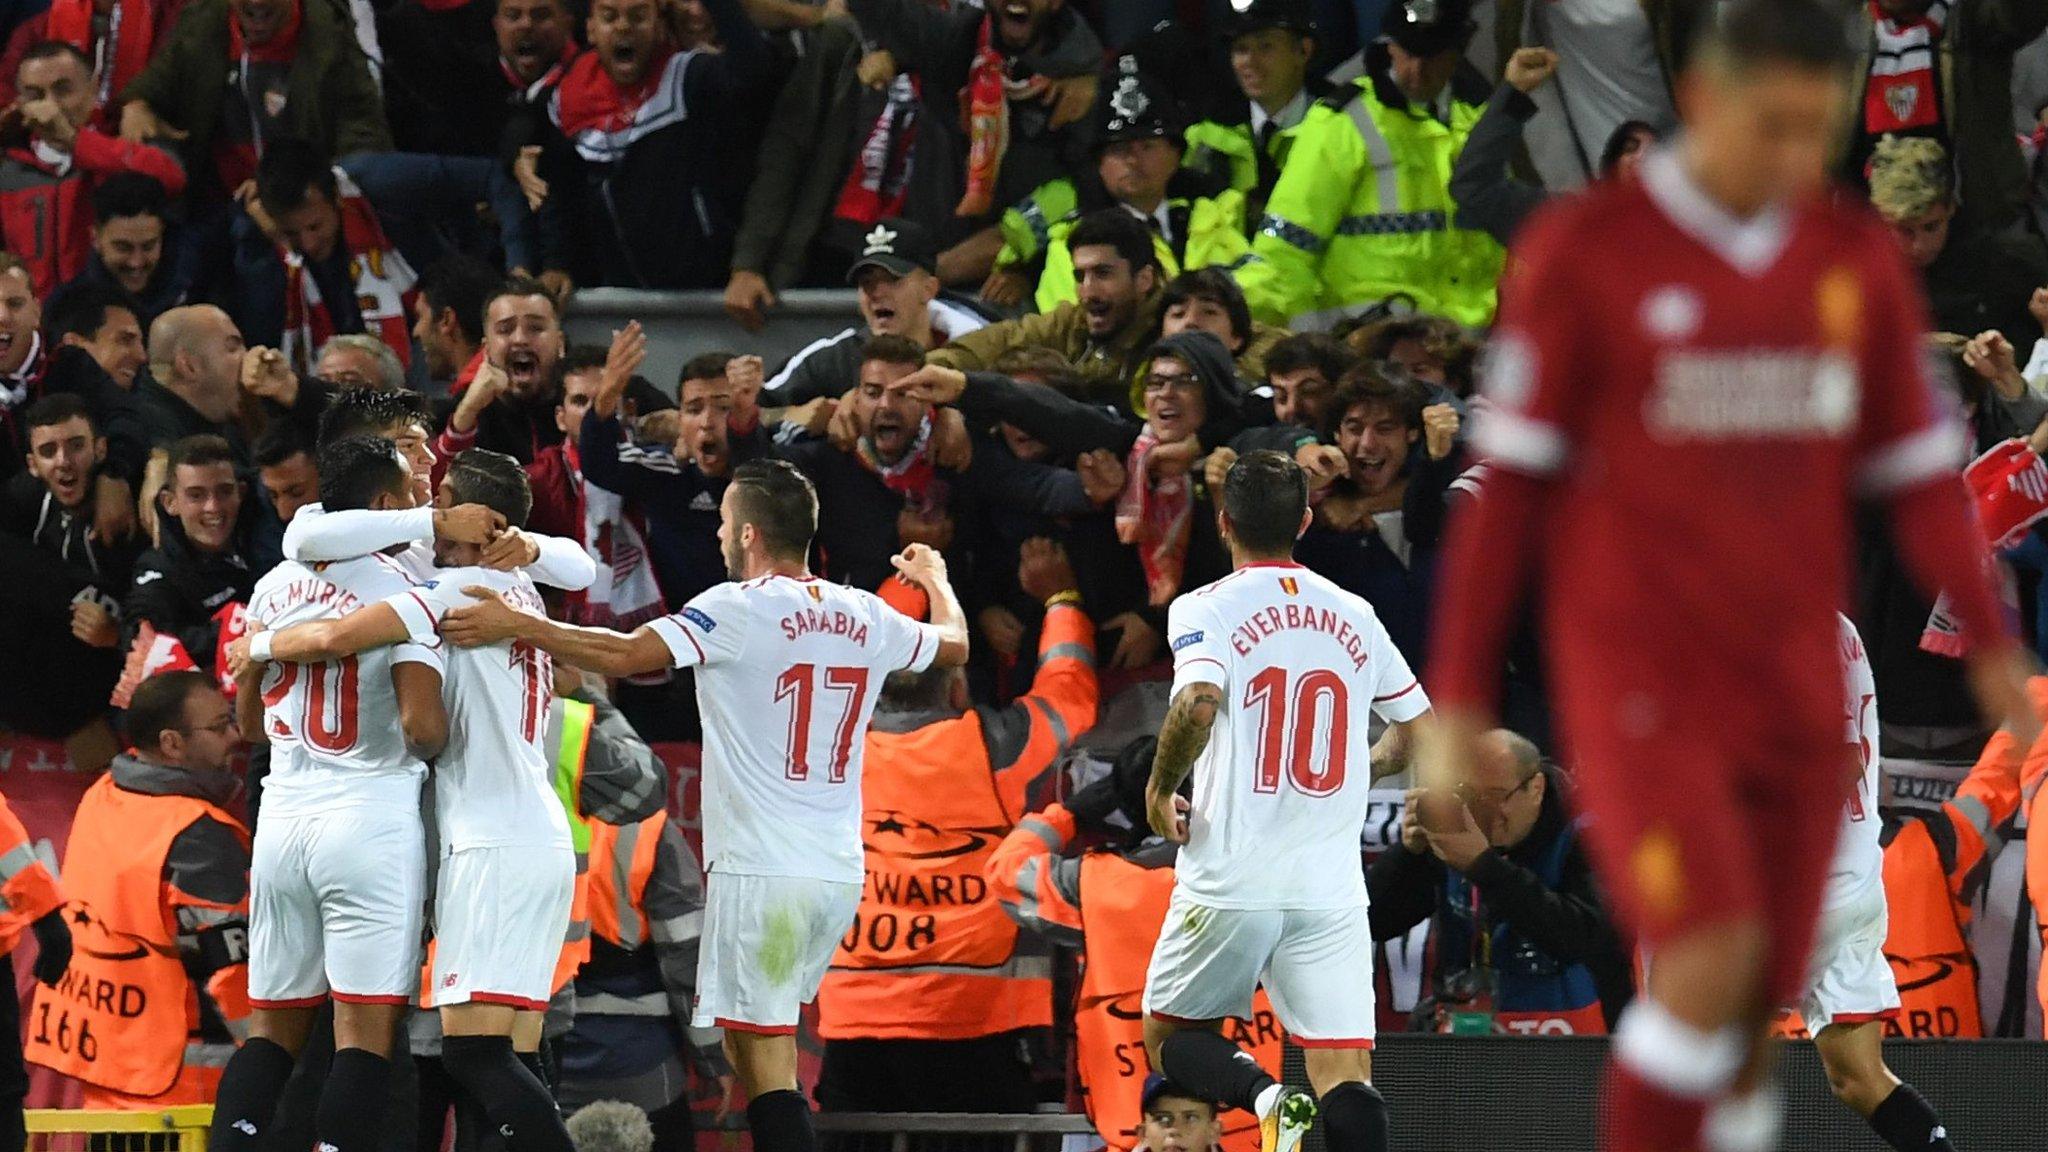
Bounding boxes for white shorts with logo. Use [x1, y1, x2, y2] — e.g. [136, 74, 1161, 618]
[690, 871, 861, 1032]
[1143, 889, 1377, 1047]
[248, 806, 426, 1005]
[1797, 880, 1900, 1035]
[428, 844, 575, 1010]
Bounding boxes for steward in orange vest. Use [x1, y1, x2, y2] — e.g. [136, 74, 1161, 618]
[815, 552, 1097, 1120]
[560, 806, 727, 1148]
[0, 790, 69, 1152]
[988, 738, 1288, 1152]
[26, 671, 251, 1110]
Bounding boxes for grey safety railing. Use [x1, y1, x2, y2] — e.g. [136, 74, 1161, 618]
[809, 1111, 1097, 1152]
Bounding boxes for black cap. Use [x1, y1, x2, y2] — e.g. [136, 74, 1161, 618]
[1219, 0, 1317, 41]
[845, 218, 937, 283]
[1141, 1075, 1212, 1114]
[1097, 56, 1181, 147]
[1380, 0, 1475, 57]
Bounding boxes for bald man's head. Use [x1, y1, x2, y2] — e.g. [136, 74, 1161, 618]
[149, 306, 247, 423]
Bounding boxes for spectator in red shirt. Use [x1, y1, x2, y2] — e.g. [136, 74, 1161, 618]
[0, 42, 184, 297]
[0, 0, 164, 125]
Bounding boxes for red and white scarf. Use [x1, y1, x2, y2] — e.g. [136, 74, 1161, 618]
[855, 413, 945, 511]
[564, 439, 668, 634]
[834, 72, 920, 227]
[280, 167, 417, 377]
[500, 41, 577, 104]
[1865, 0, 1947, 137]
[1922, 436, 2040, 656]
[956, 18, 1011, 218]
[1115, 427, 1193, 607]
[551, 47, 689, 163]
[44, 0, 154, 119]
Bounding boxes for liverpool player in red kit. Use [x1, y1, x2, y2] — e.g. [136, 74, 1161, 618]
[1422, 3, 2033, 1152]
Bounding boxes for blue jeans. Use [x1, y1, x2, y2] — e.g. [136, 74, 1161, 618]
[339, 151, 536, 273]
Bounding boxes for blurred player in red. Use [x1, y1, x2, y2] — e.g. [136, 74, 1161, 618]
[1422, 3, 2033, 1151]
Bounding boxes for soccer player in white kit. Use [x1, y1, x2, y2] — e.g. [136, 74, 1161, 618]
[214, 438, 450, 1152]
[232, 449, 581, 1152]
[1707, 615, 1959, 1152]
[437, 458, 970, 1152]
[1139, 452, 1429, 1152]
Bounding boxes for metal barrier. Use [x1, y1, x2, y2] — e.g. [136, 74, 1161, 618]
[24, 1106, 213, 1152]
[812, 1111, 1095, 1152]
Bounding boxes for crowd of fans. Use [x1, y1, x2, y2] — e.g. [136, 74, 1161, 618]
[4, 0, 2048, 1140]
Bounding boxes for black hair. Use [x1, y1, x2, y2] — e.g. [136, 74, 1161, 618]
[316, 436, 409, 512]
[1067, 209, 1158, 276]
[91, 172, 170, 228]
[1702, 0, 1857, 72]
[22, 392, 94, 435]
[444, 448, 533, 530]
[415, 254, 499, 347]
[483, 274, 560, 324]
[1161, 268, 1253, 350]
[1222, 449, 1307, 556]
[166, 433, 237, 474]
[562, 345, 610, 377]
[860, 334, 927, 370]
[728, 458, 817, 560]
[253, 421, 317, 470]
[1324, 364, 1427, 439]
[1265, 332, 1354, 386]
[878, 663, 960, 713]
[317, 387, 431, 448]
[679, 352, 733, 386]
[254, 136, 340, 221]
[124, 670, 215, 754]
[19, 40, 91, 74]
[47, 284, 134, 344]
[1597, 119, 1657, 177]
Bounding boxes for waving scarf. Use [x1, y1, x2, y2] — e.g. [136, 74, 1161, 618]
[1921, 437, 2042, 657]
[955, 18, 1009, 217]
[1865, 0, 1947, 137]
[835, 72, 921, 227]
[1115, 426, 1193, 607]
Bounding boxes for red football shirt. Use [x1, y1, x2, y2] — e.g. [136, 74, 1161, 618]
[1432, 149, 2000, 748]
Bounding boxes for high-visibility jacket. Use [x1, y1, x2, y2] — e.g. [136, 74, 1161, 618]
[989, 806, 1284, 1152]
[26, 763, 249, 1099]
[818, 601, 1096, 1042]
[549, 698, 599, 995]
[1237, 58, 1504, 330]
[0, 792, 63, 955]
[997, 180, 1253, 314]
[1182, 85, 1337, 230]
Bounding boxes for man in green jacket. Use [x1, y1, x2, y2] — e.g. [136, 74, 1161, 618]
[118, 0, 389, 203]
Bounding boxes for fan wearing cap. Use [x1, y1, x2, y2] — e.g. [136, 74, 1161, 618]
[985, 737, 1285, 1152]
[1183, 0, 1335, 229]
[761, 218, 990, 409]
[1236, 0, 1505, 331]
[985, 59, 1250, 315]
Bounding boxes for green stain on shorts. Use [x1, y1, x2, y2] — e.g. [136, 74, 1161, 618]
[1182, 905, 1211, 936]
[759, 906, 803, 986]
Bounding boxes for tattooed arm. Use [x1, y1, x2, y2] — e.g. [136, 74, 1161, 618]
[1146, 681, 1222, 842]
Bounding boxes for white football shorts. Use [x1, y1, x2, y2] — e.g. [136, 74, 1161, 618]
[690, 870, 861, 1032]
[1143, 889, 1378, 1047]
[1798, 880, 1900, 1035]
[427, 844, 575, 1010]
[248, 806, 426, 1006]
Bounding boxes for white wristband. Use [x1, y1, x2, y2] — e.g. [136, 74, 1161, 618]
[249, 632, 275, 663]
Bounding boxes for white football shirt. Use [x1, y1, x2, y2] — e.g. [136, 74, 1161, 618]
[387, 567, 571, 852]
[247, 553, 443, 818]
[1165, 562, 1429, 910]
[647, 574, 944, 882]
[1826, 613, 1884, 910]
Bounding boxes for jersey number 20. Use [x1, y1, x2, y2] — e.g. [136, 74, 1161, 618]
[1246, 667, 1348, 796]
[776, 664, 872, 783]
[261, 657, 360, 753]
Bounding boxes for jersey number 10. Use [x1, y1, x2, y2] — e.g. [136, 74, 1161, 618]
[776, 664, 872, 783]
[1245, 667, 1349, 796]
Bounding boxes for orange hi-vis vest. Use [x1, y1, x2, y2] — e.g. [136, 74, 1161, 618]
[0, 793, 62, 955]
[549, 699, 597, 995]
[1879, 818, 1982, 1038]
[25, 774, 244, 1097]
[589, 810, 663, 951]
[818, 710, 1052, 1041]
[1076, 852, 1285, 1152]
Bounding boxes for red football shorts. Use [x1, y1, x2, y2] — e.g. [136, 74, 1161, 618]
[1557, 681, 1853, 1005]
